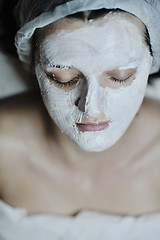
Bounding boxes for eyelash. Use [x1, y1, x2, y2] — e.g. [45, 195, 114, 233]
[47, 73, 80, 87]
[46, 71, 134, 88]
[110, 74, 133, 83]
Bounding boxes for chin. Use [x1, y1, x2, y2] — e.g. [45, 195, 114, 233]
[63, 124, 125, 153]
[71, 134, 119, 153]
[76, 142, 113, 152]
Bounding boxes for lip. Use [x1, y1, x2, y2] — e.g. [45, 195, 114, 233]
[76, 121, 110, 132]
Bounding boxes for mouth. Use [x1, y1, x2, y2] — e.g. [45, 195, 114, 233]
[76, 121, 110, 132]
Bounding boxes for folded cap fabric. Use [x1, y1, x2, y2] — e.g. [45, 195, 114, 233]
[15, 0, 160, 74]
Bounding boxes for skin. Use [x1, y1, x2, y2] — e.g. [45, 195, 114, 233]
[0, 95, 160, 216]
[0, 11, 160, 217]
[35, 12, 152, 152]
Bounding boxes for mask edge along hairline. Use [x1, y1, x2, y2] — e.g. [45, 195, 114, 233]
[14, 0, 160, 73]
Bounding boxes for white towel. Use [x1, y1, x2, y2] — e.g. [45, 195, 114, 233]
[1, 200, 160, 240]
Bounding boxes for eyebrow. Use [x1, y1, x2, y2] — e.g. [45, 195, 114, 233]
[41, 58, 71, 70]
[50, 64, 70, 69]
[116, 59, 141, 70]
[42, 57, 141, 72]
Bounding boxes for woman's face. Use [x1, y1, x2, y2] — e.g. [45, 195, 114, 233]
[35, 12, 152, 152]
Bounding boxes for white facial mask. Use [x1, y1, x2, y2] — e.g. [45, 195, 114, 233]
[35, 14, 152, 152]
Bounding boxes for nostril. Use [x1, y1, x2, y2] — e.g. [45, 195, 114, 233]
[75, 97, 80, 107]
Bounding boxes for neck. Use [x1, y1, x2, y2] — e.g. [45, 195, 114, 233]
[49, 121, 121, 171]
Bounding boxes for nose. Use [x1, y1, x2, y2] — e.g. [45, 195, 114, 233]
[75, 81, 107, 122]
[81, 112, 106, 123]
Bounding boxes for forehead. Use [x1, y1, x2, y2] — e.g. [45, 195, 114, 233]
[40, 10, 145, 36]
[37, 11, 146, 70]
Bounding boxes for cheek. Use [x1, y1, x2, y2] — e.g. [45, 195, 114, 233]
[43, 88, 73, 116]
[35, 64, 72, 109]
[106, 55, 151, 121]
[106, 74, 148, 124]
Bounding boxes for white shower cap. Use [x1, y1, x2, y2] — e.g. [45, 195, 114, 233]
[15, 0, 160, 74]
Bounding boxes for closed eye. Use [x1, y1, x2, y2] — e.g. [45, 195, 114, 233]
[44, 65, 83, 90]
[99, 67, 137, 89]
[46, 72, 80, 87]
[110, 74, 133, 83]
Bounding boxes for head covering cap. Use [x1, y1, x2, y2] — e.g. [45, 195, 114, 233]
[15, 0, 160, 74]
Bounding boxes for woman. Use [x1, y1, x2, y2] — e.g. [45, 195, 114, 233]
[0, 0, 160, 239]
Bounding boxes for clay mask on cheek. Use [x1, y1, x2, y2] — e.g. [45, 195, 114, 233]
[35, 15, 152, 152]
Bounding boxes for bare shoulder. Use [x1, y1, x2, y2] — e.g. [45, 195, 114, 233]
[0, 92, 49, 139]
[136, 98, 160, 158]
[140, 98, 160, 129]
[0, 92, 51, 164]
